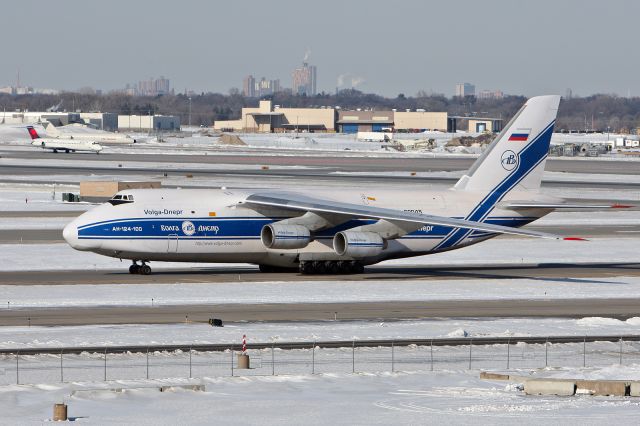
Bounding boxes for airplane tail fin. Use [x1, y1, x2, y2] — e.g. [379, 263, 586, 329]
[454, 95, 560, 194]
[42, 121, 61, 136]
[26, 126, 41, 140]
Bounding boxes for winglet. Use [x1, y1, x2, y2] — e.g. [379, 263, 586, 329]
[563, 237, 588, 241]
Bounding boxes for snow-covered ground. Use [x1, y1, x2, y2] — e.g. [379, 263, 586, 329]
[0, 186, 89, 211]
[1, 368, 640, 424]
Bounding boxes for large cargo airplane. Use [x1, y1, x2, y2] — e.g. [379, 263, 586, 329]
[42, 121, 135, 144]
[27, 126, 103, 154]
[62, 96, 626, 275]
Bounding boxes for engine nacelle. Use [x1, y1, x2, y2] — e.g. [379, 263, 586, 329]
[261, 224, 311, 249]
[333, 231, 384, 258]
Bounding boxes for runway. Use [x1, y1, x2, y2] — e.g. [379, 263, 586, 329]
[1, 262, 638, 285]
[2, 297, 640, 326]
[2, 149, 640, 174]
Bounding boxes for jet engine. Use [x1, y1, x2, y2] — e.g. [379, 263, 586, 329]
[333, 231, 384, 258]
[261, 224, 311, 249]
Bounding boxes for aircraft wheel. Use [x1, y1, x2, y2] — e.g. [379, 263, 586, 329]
[311, 261, 325, 274]
[65, 149, 70, 153]
[259, 264, 273, 273]
[299, 261, 312, 274]
[336, 261, 349, 274]
[129, 264, 140, 274]
[352, 262, 365, 274]
[140, 264, 152, 275]
[53, 149, 58, 153]
[327, 261, 340, 274]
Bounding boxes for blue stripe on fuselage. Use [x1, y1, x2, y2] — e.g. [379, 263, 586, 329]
[77, 216, 537, 241]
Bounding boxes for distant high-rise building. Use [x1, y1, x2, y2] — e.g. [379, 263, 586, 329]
[477, 89, 504, 100]
[292, 62, 317, 96]
[253, 77, 281, 97]
[136, 76, 171, 96]
[455, 82, 475, 97]
[243, 75, 256, 97]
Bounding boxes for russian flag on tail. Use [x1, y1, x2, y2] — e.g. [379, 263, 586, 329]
[508, 132, 529, 141]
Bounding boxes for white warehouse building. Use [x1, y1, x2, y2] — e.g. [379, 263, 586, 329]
[117, 115, 181, 131]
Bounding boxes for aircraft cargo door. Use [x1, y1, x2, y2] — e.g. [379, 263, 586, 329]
[167, 234, 178, 253]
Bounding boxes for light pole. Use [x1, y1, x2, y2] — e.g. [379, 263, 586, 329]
[188, 97, 192, 127]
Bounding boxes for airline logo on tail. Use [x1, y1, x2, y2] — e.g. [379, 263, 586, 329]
[27, 126, 41, 140]
[500, 150, 518, 171]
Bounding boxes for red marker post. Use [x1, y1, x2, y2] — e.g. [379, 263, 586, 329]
[238, 334, 250, 369]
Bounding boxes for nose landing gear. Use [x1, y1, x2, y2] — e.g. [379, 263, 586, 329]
[129, 261, 152, 275]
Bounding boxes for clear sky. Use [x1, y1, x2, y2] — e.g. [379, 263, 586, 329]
[1, 0, 638, 97]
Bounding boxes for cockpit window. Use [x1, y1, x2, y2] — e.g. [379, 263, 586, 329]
[109, 194, 134, 206]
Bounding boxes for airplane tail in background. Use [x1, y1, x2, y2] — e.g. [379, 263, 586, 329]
[26, 126, 41, 140]
[454, 95, 560, 194]
[41, 121, 61, 136]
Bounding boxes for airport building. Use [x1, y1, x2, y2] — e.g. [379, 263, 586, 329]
[0, 111, 82, 126]
[214, 100, 336, 133]
[214, 101, 499, 134]
[117, 114, 181, 131]
[79, 113, 118, 131]
[337, 110, 448, 133]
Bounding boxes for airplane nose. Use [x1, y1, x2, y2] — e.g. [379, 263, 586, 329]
[63, 221, 78, 247]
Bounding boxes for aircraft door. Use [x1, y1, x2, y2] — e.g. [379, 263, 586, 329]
[167, 234, 178, 253]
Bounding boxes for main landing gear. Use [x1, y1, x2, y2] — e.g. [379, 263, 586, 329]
[129, 261, 151, 275]
[299, 260, 364, 275]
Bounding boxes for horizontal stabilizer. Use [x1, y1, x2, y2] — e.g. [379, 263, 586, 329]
[503, 202, 634, 210]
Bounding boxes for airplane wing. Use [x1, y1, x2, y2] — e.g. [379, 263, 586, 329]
[241, 192, 578, 241]
[503, 202, 633, 210]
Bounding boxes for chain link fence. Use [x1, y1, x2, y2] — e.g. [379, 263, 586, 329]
[1, 337, 639, 386]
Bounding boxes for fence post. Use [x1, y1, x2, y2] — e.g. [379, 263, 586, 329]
[430, 340, 434, 372]
[468, 339, 472, 370]
[312, 341, 315, 375]
[352, 340, 355, 373]
[189, 346, 192, 379]
[16, 351, 19, 385]
[620, 338, 623, 365]
[583, 337, 586, 367]
[60, 350, 63, 383]
[231, 348, 234, 377]
[507, 338, 510, 370]
[545, 338, 548, 367]
[391, 341, 395, 373]
[104, 349, 107, 381]
[271, 342, 275, 376]
[146, 347, 149, 379]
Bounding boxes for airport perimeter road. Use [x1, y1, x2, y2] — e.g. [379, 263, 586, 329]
[2, 298, 640, 326]
[1, 262, 638, 285]
[2, 149, 640, 174]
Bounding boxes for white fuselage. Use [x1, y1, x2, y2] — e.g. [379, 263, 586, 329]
[63, 188, 552, 267]
[32, 138, 102, 153]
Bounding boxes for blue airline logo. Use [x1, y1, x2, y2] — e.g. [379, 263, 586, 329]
[500, 150, 518, 171]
